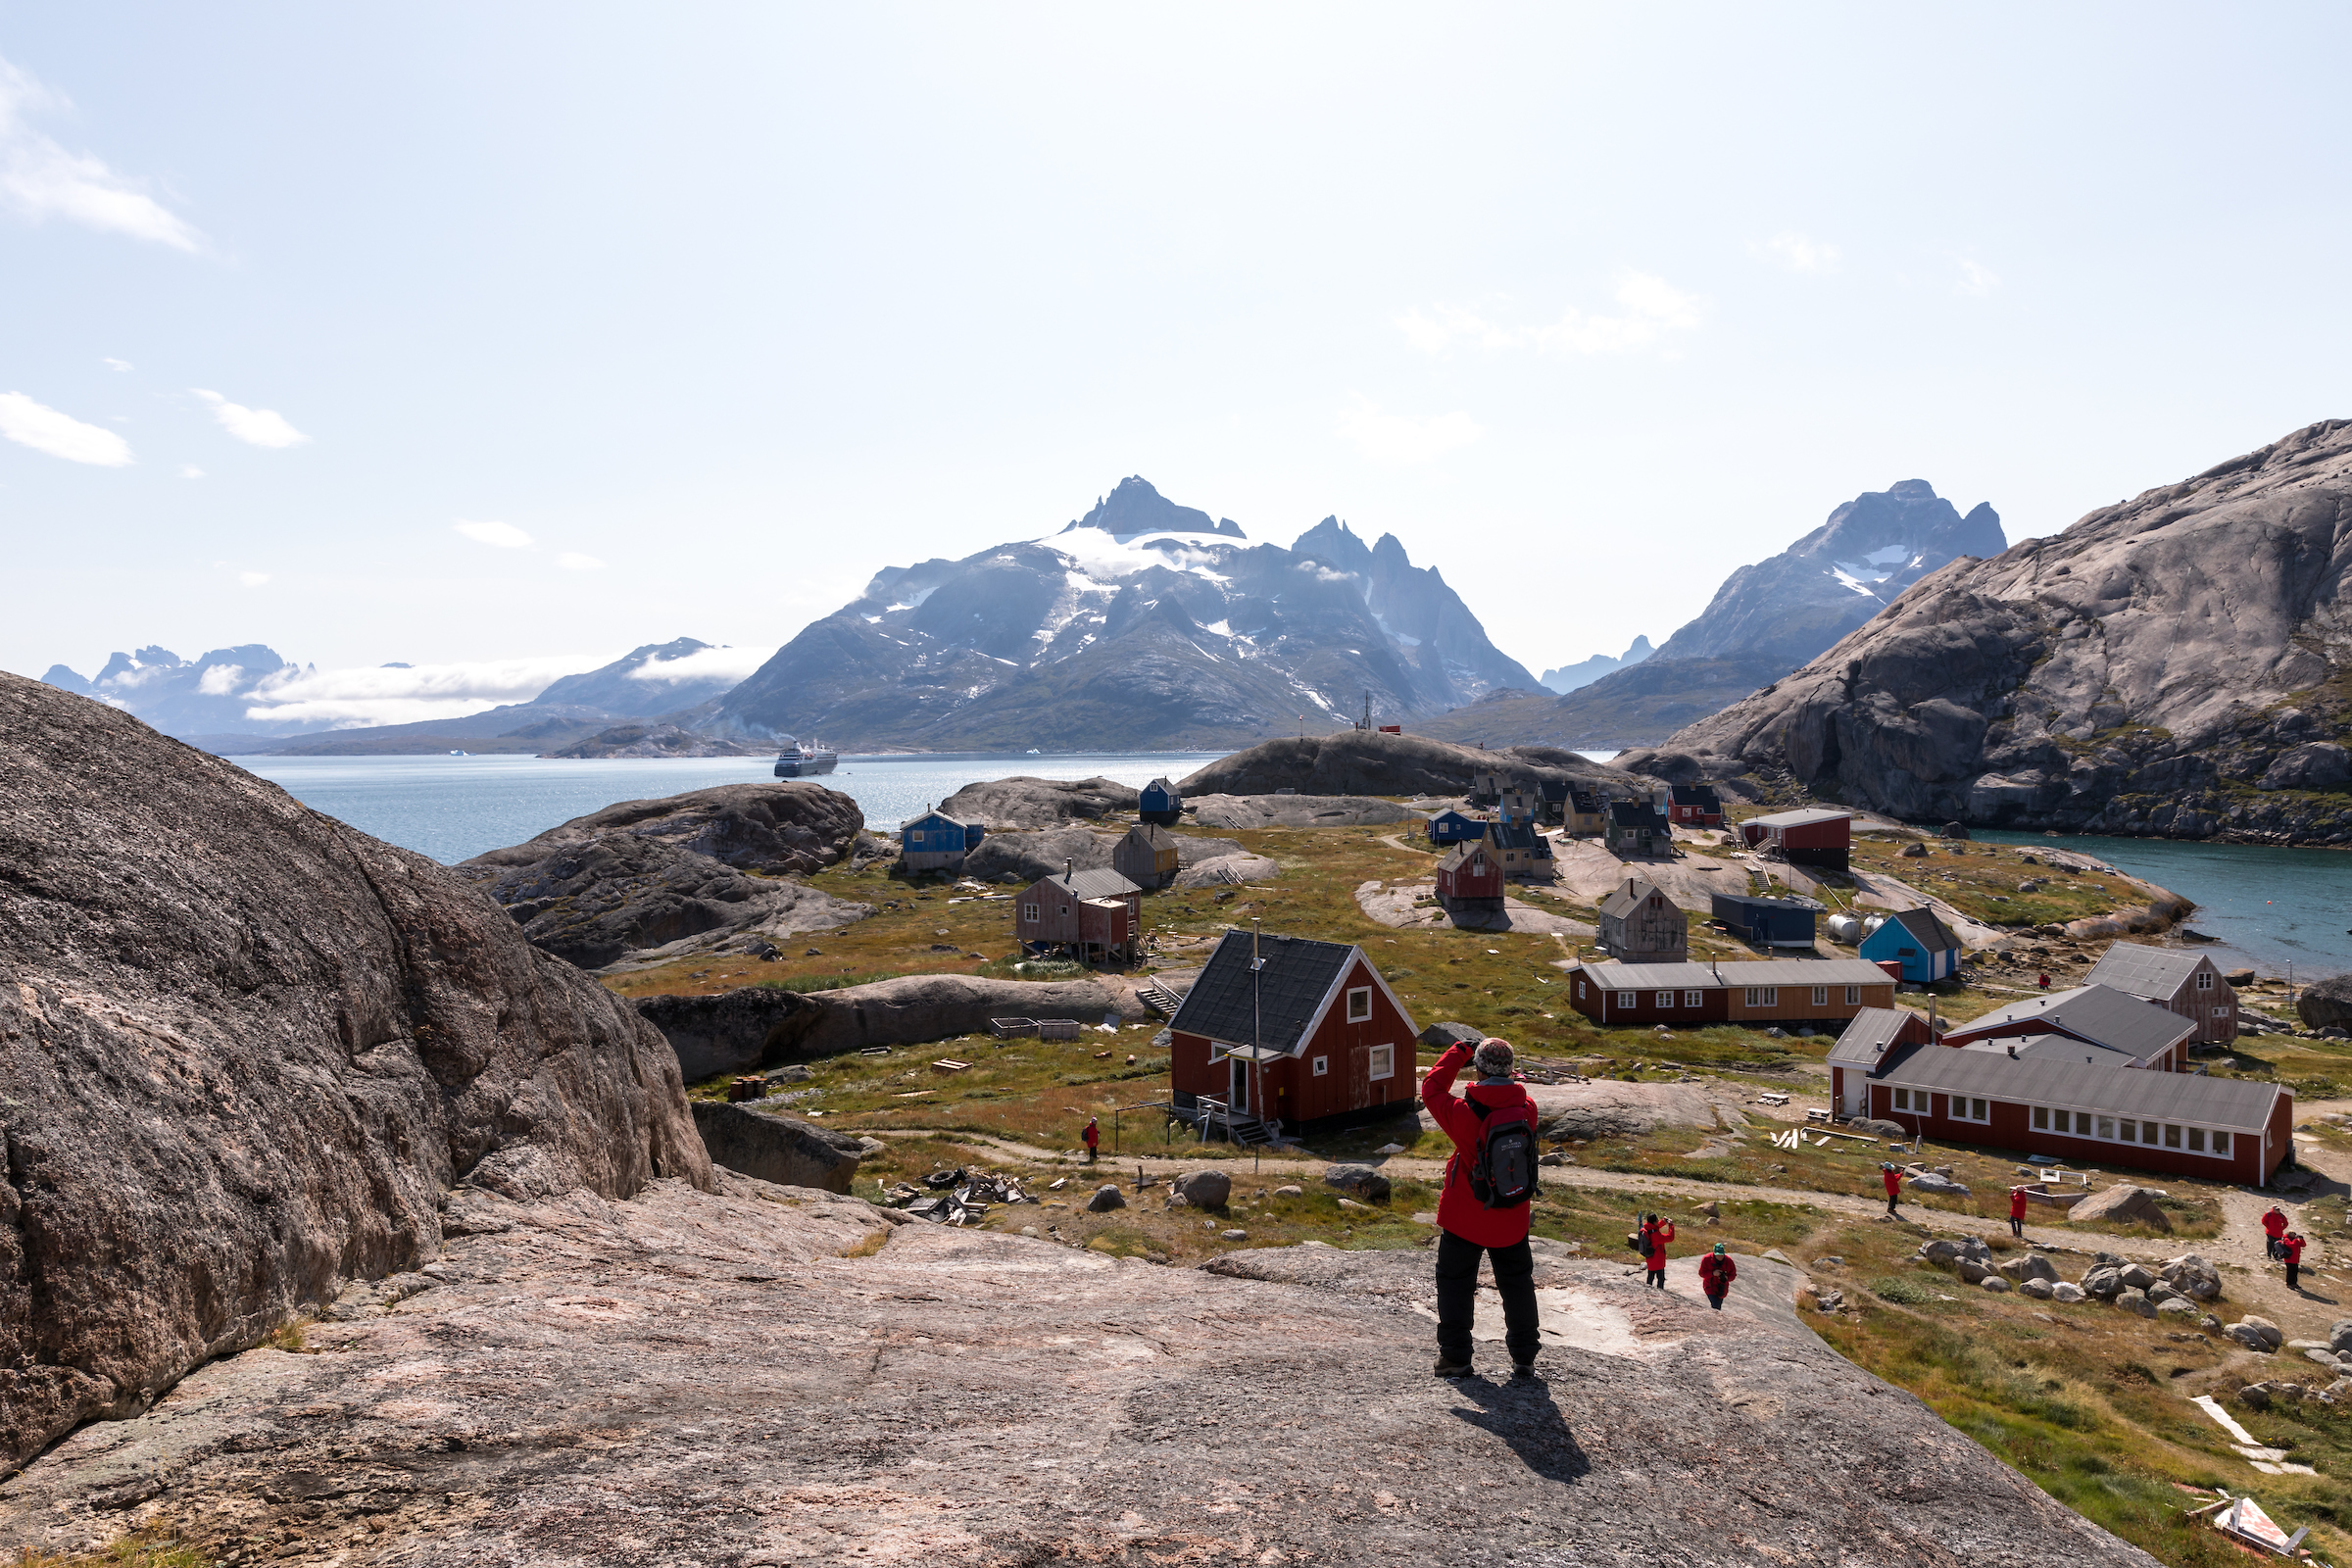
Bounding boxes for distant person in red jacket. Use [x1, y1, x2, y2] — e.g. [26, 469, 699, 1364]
[2008, 1186, 2031, 1238]
[1698, 1243, 1737, 1309]
[1881, 1163, 1902, 1216]
[1642, 1218, 1677, 1289]
[2036, 972, 2051, 990]
[2263, 1205, 2288, 1260]
[2283, 1231, 2307, 1293]
[1083, 1117, 1100, 1163]
[1422, 1036, 1543, 1380]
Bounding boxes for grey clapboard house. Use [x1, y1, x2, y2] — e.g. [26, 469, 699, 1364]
[1598, 877, 1688, 962]
[2084, 942, 2241, 1045]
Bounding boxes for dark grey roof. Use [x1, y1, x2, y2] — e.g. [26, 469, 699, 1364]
[2085, 943, 2214, 1001]
[1144, 776, 1176, 793]
[1168, 929, 1358, 1054]
[1486, 820, 1550, 854]
[1873, 1042, 2283, 1132]
[1122, 822, 1179, 850]
[1885, 906, 1961, 953]
[1669, 784, 1721, 807]
[1037, 867, 1142, 901]
[1958, 1031, 2137, 1068]
[1599, 878, 1664, 919]
[1437, 841, 1491, 873]
[1946, 984, 2193, 1063]
[1581, 957, 1895, 990]
[1540, 780, 1570, 802]
[1609, 802, 1669, 830]
[1567, 786, 1607, 811]
[1829, 1007, 1917, 1066]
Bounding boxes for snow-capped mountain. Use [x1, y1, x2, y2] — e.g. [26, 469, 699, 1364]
[705, 476, 1537, 750]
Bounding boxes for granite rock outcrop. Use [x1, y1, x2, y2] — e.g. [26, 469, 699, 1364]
[0, 672, 709, 1470]
[936, 774, 1142, 828]
[1630, 419, 2352, 843]
[1177, 730, 1640, 798]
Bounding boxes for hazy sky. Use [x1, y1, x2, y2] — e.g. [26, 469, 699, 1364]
[5, 4, 2348, 719]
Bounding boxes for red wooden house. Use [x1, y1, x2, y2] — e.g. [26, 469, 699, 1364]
[1434, 840, 1503, 912]
[1740, 808, 1852, 870]
[1014, 865, 1144, 964]
[1168, 930, 1419, 1136]
[1664, 784, 1723, 828]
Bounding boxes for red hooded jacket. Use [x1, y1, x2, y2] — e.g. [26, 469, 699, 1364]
[2009, 1189, 2030, 1220]
[1421, 1041, 1537, 1250]
[2283, 1235, 2307, 1266]
[2263, 1208, 2288, 1241]
[1882, 1167, 1901, 1199]
[1643, 1221, 1677, 1270]
[1698, 1252, 1736, 1295]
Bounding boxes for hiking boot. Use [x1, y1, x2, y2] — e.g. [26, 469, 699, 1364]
[1510, 1360, 1541, 1380]
[1433, 1358, 1473, 1379]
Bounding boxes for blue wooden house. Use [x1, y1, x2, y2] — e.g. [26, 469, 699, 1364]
[1139, 776, 1183, 825]
[900, 808, 985, 874]
[1860, 906, 1963, 982]
[1426, 808, 1485, 847]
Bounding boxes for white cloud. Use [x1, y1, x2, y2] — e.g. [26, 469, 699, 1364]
[454, 518, 533, 549]
[242, 652, 618, 728]
[1396, 272, 1704, 359]
[196, 663, 244, 695]
[557, 551, 605, 571]
[1956, 258, 2001, 297]
[102, 356, 131, 371]
[0, 390, 132, 466]
[0, 55, 200, 250]
[192, 388, 309, 448]
[180, 464, 204, 478]
[1334, 397, 1483, 465]
[624, 645, 772, 685]
[1751, 231, 1840, 273]
[237, 570, 270, 588]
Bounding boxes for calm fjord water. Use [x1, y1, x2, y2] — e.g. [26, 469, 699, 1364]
[233, 752, 1226, 866]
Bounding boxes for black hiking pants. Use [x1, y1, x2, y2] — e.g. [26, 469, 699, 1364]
[1436, 1231, 1541, 1368]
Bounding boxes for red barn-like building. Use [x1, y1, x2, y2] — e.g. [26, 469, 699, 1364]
[1740, 808, 1852, 870]
[1168, 931, 1419, 1136]
[1435, 841, 1503, 911]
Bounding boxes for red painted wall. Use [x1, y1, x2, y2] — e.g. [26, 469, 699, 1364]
[1170, 956, 1416, 1130]
[1865, 1081, 2282, 1184]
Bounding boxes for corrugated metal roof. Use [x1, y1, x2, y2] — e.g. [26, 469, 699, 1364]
[1599, 877, 1663, 919]
[1747, 808, 1851, 828]
[1487, 820, 1550, 853]
[1167, 929, 1358, 1054]
[900, 809, 978, 830]
[1958, 1031, 2138, 1068]
[1037, 867, 1143, 902]
[1885, 906, 1962, 953]
[1828, 1007, 1915, 1065]
[1874, 1041, 2281, 1131]
[1949, 984, 2193, 1061]
[1580, 957, 1896, 990]
[2085, 943, 2212, 1001]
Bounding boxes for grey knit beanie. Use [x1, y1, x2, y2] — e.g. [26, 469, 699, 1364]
[1473, 1037, 1516, 1081]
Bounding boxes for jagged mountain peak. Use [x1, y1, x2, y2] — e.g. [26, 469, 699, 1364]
[1063, 475, 1245, 539]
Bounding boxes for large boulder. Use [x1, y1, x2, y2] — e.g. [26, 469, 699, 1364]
[1171, 853, 1283, 889]
[723, 974, 1151, 1059]
[690, 1102, 863, 1193]
[2080, 1265, 2126, 1299]
[2068, 1185, 2173, 1233]
[2160, 1254, 2224, 1302]
[2232, 1316, 2285, 1350]
[936, 776, 1142, 830]
[2050, 1281, 2086, 1303]
[1324, 1165, 1393, 1201]
[1849, 1119, 1908, 1138]
[2328, 1318, 2352, 1355]
[963, 827, 1118, 884]
[636, 987, 818, 1080]
[456, 785, 870, 968]
[1421, 1022, 1486, 1052]
[2300, 974, 2352, 1032]
[1999, 1253, 2059, 1286]
[0, 671, 710, 1469]
[1185, 795, 1419, 830]
[2114, 1288, 2158, 1319]
[1173, 1171, 1233, 1211]
[1909, 1171, 1971, 1197]
[2118, 1262, 2158, 1291]
[1174, 731, 1635, 801]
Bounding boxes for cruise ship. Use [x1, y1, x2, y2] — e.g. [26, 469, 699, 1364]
[772, 734, 840, 778]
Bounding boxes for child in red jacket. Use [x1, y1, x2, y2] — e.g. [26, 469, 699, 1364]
[1698, 1244, 1736, 1309]
[1642, 1218, 1676, 1289]
[2008, 1186, 2030, 1238]
[1422, 1036, 1542, 1380]
[2284, 1231, 2307, 1293]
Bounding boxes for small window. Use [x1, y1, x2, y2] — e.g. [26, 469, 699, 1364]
[1743, 987, 1779, 1007]
[2196, 970, 2214, 991]
[1576, 979, 1586, 999]
[2215, 1005, 2231, 1019]
[2096, 1116, 2115, 1141]
[1618, 991, 1636, 1007]
[2164, 1124, 2181, 1149]
[1845, 987, 1860, 1004]
[1367, 1044, 1395, 1082]
[1347, 987, 1372, 1023]
[907, 831, 923, 845]
[1897, 947, 1917, 958]
[1812, 987, 1828, 1006]
[1657, 990, 1675, 1007]
[2119, 1119, 2136, 1143]
[1960, 1098, 1988, 1123]
[2213, 1130, 2230, 1155]
[1312, 1055, 1329, 1077]
[1684, 990, 1703, 1007]
[1021, 903, 1039, 922]
[2141, 1121, 2160, 1146]
[2187, 1127, 2205, 1152]
[2032, 1106, 2048, 1131]
[2053, 1109, 2073, 1134]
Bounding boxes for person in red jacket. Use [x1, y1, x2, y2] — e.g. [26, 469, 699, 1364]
[1881, 1163, 1902, 1216]
[1642, 1217, 1677, 1288]
[2283, 1231, 2307, 1293]
[2263, 1204, 2288, 1260]
[1422, 1035, 1541, 1380]
[2008, 1186, 2031, 1238]
[1083, 1117, 1100, 1163]
[1698, 1243, 1736, 1309]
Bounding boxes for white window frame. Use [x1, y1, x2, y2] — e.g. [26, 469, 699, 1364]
[2119, 1119, 2137, 1144]
[2187, 1127, 2205, 1152]
[2140, 1121, 2160, 1146]
[2032, 1106, 2049, 1131]
[1845, 986, 1861, 1004]
[1893, 1087, 1914, 1112]
[2196, 970, 2214, 991]
[1683, 990, 1703, 1007]
[1312, 1055, 1329, 1077]
[2213, 1130, 2231, 1156]
[1657, 990, 1675, 1007]
[1347, 986, 1372, 1023]
[1955, 1098, 1988, 1124]
[1021, 903, 1039, 922]
[2095, 1115, 2115, 1141]
[1058, 904, 1070, 916]
[1367, 1044, 1396, 1082]
[1812, 986, 1829, 1006]
[2163, 1123, 2181, 1149]
[1617, 991, 1637, 1008]
[1742, 987, 1778, 1007]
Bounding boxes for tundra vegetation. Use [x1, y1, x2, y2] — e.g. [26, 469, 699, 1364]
[620, 807, 2352, 1564]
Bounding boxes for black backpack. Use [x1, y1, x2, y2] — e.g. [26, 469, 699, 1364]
[1465, 1097, 1538, 1209]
